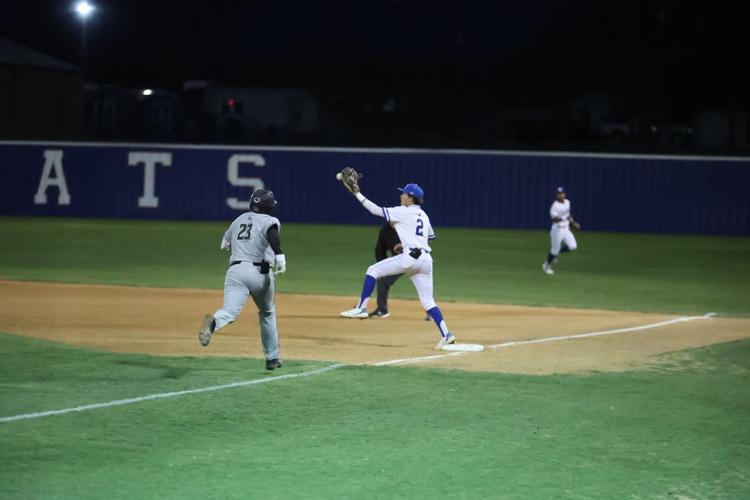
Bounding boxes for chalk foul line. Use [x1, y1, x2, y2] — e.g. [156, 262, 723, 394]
[372, 312, 717, 367]
[0, 312, 718, 423]
[0, 363, 344, 424]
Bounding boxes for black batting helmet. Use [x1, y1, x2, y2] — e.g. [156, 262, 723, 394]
[249, 189, 277, 214]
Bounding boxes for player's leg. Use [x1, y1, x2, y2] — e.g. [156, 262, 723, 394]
[543, 227, 563, 274]
[249, 274, 281, 369]
[200, 265, 250, 346]
[372, 274, 402, 317]
[409, 258, 455, 348]
[341, 254, 409, 317]
[562, 229, 578, 252]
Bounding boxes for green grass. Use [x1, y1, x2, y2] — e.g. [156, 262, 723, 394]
[0, 216, 749, 315]
[1, 333, 749, 499]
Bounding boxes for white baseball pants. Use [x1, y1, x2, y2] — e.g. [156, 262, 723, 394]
[362, 252, 437, 311]
[550, 226, 578, 255]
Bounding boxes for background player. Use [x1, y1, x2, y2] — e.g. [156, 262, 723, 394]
[337, 171, 456, 349]
[198, 189, 287, 370]
[542, 186, 580, 275]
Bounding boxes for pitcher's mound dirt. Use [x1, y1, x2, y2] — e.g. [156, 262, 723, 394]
[1, 280, 748, 374]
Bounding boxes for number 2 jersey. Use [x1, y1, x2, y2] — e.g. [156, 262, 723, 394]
[382, 205, 436, 252]
[222, 212, 281, 264]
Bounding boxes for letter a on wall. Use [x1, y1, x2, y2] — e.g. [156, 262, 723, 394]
[34, 150, 71, 205]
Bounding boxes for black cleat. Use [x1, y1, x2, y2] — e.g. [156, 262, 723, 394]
[266, 358, 283, 371]
[368, 309, 390, 319]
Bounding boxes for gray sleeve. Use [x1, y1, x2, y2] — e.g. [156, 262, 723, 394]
[220, 223, 233, 249]
[257, 215, 280, 234]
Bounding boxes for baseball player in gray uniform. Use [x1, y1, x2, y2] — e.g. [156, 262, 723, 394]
[198, 189, 287, 370]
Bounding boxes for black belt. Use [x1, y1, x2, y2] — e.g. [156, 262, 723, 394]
[230, 260, 270, 274]
[408, 248, 431, 259]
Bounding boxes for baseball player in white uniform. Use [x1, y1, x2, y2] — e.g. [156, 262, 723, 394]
[198, 189, 287, 370]
[339, 182, 456, 349]
[542, 186, 580, 275]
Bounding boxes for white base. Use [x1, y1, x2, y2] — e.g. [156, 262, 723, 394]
[440, 343, 484, 352]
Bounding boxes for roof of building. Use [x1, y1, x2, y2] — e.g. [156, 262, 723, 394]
[0, 37, 79, 73]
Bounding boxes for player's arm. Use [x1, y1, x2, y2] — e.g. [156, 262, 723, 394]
[354, 192, 388, 218]
[568, 215, 581, 229]
[550, 204, 563, 223]
[265, 224, 286, 274]
[220, 228, 231, 250]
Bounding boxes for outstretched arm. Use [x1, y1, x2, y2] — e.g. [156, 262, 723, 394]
[354, 192, 386, 218]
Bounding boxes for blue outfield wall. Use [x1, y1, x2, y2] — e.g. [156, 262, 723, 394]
[1, 141, 749, 235]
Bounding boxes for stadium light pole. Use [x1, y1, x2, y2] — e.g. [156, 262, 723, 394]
[74, 1, 95, 75]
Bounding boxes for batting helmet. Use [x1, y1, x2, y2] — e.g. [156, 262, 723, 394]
[250, 189, 277, 214]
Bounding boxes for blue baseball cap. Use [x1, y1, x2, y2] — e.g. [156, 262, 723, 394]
[397, 183, 424, 200]
[556, 186, 565, 193]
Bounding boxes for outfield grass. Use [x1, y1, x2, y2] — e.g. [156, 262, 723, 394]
[1, 216, 749, 498]
[1, 333, 748, 499]
[1, 216, 748, 315]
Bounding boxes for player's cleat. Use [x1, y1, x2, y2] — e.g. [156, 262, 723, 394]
[265, 358, 283, 371]
[436, 332, 457, 350]
[340, 306, 369, 319]
[542, 262, 554, 275]
[198, 314, 216, 346]
[368, 309, 390, 319]
[424, 313, 431, 321]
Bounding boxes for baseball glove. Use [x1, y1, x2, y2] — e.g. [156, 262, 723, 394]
[338, 166, 362, 194]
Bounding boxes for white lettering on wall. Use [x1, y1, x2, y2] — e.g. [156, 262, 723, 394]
[226, 154, 265, 210]
[34, 150, 71, 205]
[128, 152, 172, 208]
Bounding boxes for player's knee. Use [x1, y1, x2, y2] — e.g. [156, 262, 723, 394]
[568, 242, 578, 251]
[366, 266, 380, 279]
[257, 307, 275, 318]
[420, 298, 437, 310]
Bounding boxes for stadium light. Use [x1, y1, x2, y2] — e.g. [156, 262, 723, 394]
[74, 1, 94, 19]
[142, 89, 153, 96]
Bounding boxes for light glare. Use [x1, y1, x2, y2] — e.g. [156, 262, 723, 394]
[142, 89, 153, 96]
[75, 1, 94, 18]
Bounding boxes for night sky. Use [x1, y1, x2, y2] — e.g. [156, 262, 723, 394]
[1, 1, 747, 111]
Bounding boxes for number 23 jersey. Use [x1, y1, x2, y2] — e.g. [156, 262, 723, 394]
[222, 212, 281, 264]
[382, 205, 435, 252]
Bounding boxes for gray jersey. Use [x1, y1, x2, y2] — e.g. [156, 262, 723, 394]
[222, 212, 281, 264]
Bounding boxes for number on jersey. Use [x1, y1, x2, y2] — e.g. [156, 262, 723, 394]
[237, 223, 252, 240]
[415, 218, 424, 236]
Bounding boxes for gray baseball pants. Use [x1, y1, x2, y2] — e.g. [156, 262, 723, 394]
[212, 262, 280, 360]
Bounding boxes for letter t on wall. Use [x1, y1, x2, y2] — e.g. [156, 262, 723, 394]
[128, 152, 172, 208]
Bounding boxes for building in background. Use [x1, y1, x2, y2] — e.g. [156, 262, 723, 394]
[84, 84, 181, 141]
[0, 37, 83, 140]
[183, 81, 320, 144]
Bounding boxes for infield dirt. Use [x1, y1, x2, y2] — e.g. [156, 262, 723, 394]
[2, 280, 748, 374]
